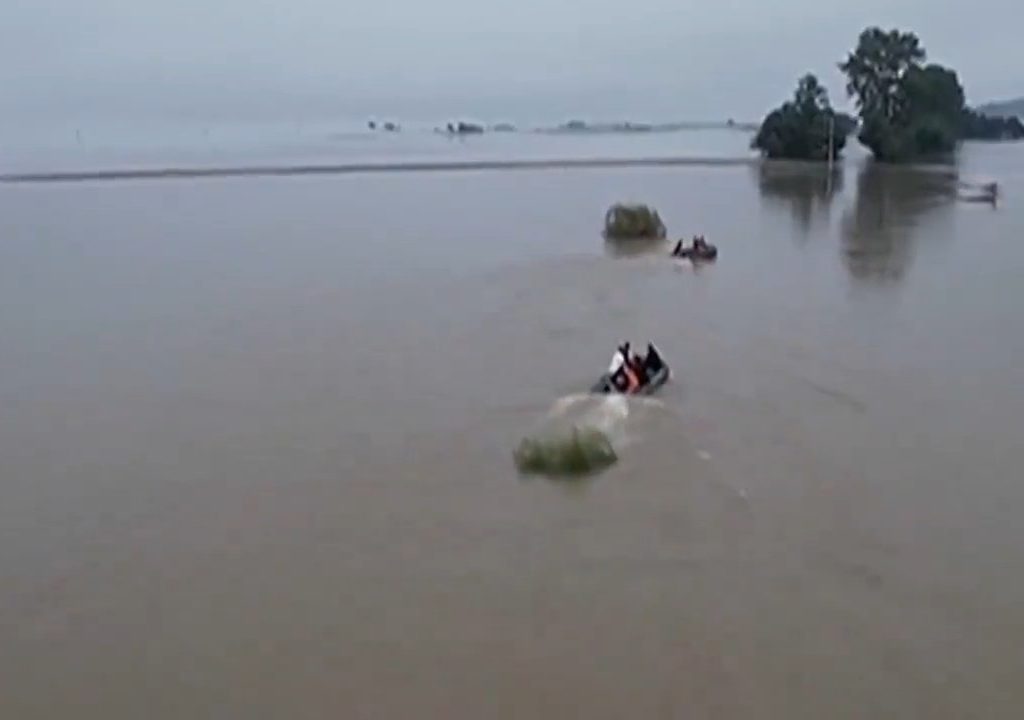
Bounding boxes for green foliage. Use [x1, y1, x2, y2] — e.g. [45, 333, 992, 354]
[840, 28, 925, 122]
[752, 74, 850, 160]
[514, 426, 618, 478]
[906, 114, 958, 156]
[961, 110, 1024, 140]
[840, 27, 969, 161]
[603, 204, 667, 240]
[900, 65, 965, 131]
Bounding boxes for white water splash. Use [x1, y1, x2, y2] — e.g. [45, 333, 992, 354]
[541, 393, 669, 450]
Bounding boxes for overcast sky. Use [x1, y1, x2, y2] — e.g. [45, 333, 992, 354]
[1, 0, 1020, 126]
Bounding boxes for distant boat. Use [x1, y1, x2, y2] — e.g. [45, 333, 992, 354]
[960, 191, 997, 204]
[368, 120, 400, 132]
[957, 179, 998, 204]
[446, 121, 484, 135]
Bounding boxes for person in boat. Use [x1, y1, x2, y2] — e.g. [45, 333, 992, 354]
[623, 342, 651, 380]
[645, 342, 664, 373]
[672, 236, 710, 258]
[607, 348, 633, 392]
[692, 235, 718, 259]
[672, 238, 699, 257]
[619, 342, 645, 389]
[631, 349, 649, 384]
[609, 343, 643, 392]
[603, 342, 668, 394]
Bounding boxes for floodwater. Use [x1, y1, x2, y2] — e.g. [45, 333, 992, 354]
[1, 142, 1023, 718]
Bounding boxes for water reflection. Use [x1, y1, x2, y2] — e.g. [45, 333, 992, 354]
[840, 163, 955, 284]
[755, 162, 844, 236]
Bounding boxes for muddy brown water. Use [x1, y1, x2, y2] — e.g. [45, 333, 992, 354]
[1, 146, 1022, 718]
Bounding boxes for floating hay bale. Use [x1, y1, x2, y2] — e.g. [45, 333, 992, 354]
[513, 425, 618, 478]
[603, 203, 667, 241]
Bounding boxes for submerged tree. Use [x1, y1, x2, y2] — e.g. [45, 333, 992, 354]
[603, 203, 667, 240]
[839, 27, 973, 161]
[840, 28, 925, 125]
[752, 74, 850, 161]
[752, 26, 1019, 164]
[514, 426, 618, 478]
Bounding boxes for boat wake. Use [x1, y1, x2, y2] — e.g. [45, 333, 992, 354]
[544, 392, 669, 449]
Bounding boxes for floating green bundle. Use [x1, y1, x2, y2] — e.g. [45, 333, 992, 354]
[603, 203, 667, 240]
[514, 425, 618, 478]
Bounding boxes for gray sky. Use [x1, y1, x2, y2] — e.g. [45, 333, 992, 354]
[2, 0, 1020, 126]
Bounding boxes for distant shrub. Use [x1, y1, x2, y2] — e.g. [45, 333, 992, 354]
[961, 110, 1024, 141]
[603, 203, 667, 240]
[513, 426, 617, 478]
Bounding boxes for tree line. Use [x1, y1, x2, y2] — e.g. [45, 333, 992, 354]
[753, 27, 1024, 162]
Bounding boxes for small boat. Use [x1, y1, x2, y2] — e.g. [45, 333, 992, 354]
[957, 180, 998, 204]
[961, 194, 996, 204]
[672, 238, 718, 261]
[591, 342, 671, 395]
